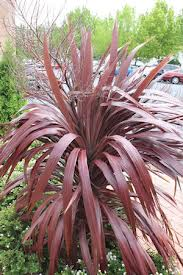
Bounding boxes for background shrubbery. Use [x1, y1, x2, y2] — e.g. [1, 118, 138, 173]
[0, 164, 42, 275]
[0, 42, 24, 135]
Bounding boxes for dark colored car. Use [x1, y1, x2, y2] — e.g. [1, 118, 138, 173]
[162, 69, 183, 84]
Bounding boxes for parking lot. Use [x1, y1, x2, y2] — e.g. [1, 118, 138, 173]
[152, 82, 183, 100]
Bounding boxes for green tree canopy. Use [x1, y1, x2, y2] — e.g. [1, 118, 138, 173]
[135, 0, 182, 60]
[117, 5, 137, 49]
[45, 1, 183, 60]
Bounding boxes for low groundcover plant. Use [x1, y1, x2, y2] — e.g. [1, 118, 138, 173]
[1, 24, 183, 275]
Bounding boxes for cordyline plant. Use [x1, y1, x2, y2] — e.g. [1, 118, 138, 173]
[1, 23, 183, 275]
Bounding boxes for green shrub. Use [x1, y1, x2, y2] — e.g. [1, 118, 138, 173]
[0, 165, 42, 275]
[0, 206, 42, 275]
[0, 42, 24, 134]
[0, 162, 24, 211]
[55, 250, 180, 274]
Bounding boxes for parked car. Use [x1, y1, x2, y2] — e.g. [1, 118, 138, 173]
[161, 69, 183, 84]
[158, 64, 180, 76]
[143, 63, 181, 79]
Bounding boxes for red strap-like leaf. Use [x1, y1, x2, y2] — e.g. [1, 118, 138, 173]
[43, 35, 73, 126]
[133, 55, 172, 99]
[102, 203, 157, 275]
[68, 30, 80, 88]
[49, 218, 64, 275]
[63, 148, 80, 256]
[116, 42, 147, 86]
[30, 133, 78, 206]
[79, 224, 95, 275]
[80, 31, 93, 91]
[78, 150, 102, 263]
[114, 43, 129, 87]
[103, 152, 136, 233]
[48, 197, 63, 252]
[108, 135, 157, 215]
[37, 199, 59, 258]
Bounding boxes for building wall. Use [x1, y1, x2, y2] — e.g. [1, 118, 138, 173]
[0, 0, 15, 54]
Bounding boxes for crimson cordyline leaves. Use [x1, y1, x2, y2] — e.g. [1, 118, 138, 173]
[133, 202, 183, 265]
[92, 43, 111, 81]
[115, 42, 147, 89]
[114, 42, 129, 87]
[68, 30, 80, 89]
[63, 148, 80, 256]
[102, 203, 157, 275]
[103, 152, 136, 234]
[79, 224, 96, 275]
[29, 133, 79, 207]
[78, 150, 106, 272]
[133, 55, 172, 99]
[80, 30, 93, 91]
[1, 23, 183, 275]
[43, 36, 74, 128]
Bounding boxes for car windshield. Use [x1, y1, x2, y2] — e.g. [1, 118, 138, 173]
[165, 64, 179, 70]
[175, 69, 183, 73]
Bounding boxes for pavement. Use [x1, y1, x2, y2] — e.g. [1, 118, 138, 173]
[139, 173, 183, 273]
[152, 82, 183, 100]
[140, 82, 183, 269]
[152, 82, 183, 264]
[153, 174, 183, 257]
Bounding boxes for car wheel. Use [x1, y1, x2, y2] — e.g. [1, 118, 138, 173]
[171, 76, 179, 84]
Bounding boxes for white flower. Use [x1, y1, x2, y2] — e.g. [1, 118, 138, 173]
[113, 255, 117, 260]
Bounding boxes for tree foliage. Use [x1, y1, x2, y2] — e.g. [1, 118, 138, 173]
[136, 0, 182, 60]
[117, 5, 136, 49]
[51, 1, 183, 60]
